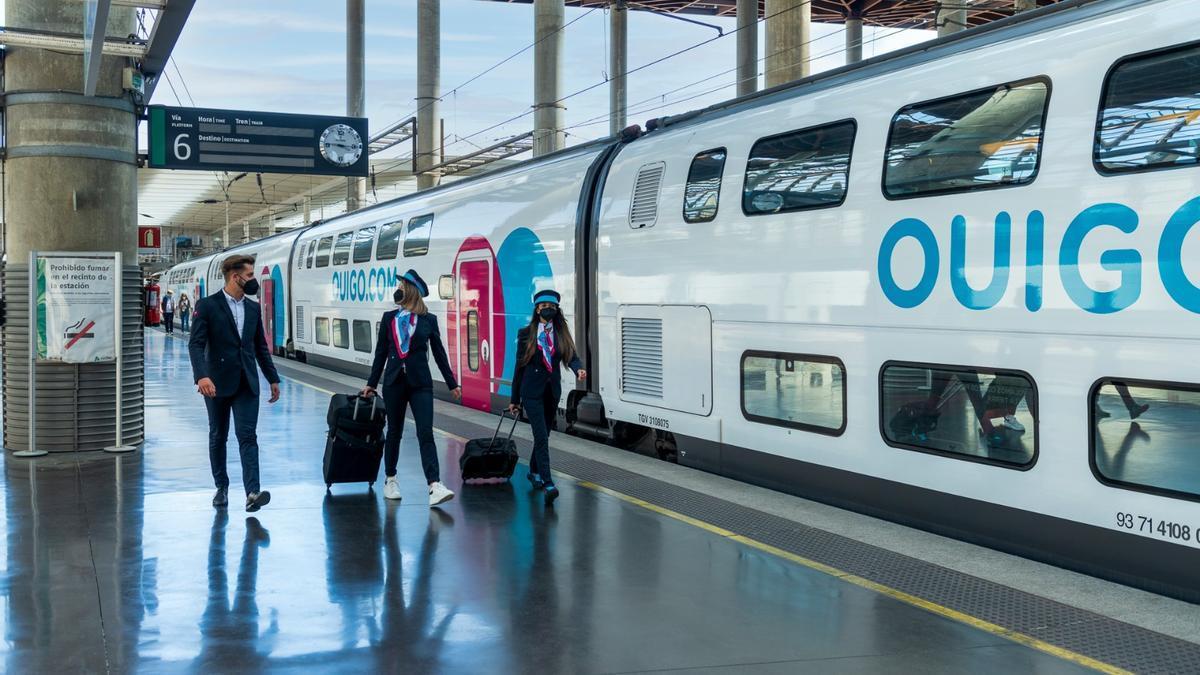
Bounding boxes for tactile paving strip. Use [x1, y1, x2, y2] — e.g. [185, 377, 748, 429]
[434, 413, 1200, 674]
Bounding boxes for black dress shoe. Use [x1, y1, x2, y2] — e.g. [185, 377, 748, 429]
[246, 490, 271, 512]
[213, 487, 228, 508]
[544, 485, 560, 506]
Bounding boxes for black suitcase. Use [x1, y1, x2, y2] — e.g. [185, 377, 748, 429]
[460, 411, 520, 481]
[323, 393, 386, 490]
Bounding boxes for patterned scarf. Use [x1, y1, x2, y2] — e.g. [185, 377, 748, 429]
[390, 310, 418, 360]
[537, 323, 555, 370]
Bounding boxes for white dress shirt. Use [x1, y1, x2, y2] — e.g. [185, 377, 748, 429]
[222, 290, 245, 336]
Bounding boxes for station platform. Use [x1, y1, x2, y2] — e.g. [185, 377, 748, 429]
[3, 330, 1199, 674]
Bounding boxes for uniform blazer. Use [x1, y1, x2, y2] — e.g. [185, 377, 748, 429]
[367, 310, 458, 391]
[188, 291, 280, 397]
[510, 325, 582, 404]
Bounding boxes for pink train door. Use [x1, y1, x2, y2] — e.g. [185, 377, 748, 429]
[260, 265, 275, 348]
[457, 257, 491, 411]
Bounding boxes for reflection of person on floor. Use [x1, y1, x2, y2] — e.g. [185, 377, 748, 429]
[322, 495, 383, 649]
[1096, 383, 1150, 420]
[195, 513, 277, 672]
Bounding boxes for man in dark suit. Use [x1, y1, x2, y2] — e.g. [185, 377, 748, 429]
[189, 254, 281, 511]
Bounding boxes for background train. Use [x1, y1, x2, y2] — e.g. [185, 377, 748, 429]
[163, 0, 1200, 601]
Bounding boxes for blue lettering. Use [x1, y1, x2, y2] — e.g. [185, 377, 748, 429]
[878, 218, 939, 309]
[1059, 203, 1141, 314]
[950, 212, 1011, 310]
[1158, 195, 1200, 314]
[1025, 210, 1044, 312]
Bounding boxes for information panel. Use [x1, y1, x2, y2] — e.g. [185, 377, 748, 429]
[36, 254, 118, 363]
[147, 105, 369, 177]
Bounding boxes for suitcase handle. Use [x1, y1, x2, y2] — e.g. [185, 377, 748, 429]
[489, 410, 520, 448]
[352, 394, 381, 418]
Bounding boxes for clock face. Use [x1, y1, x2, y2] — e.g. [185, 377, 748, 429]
[319, 124, 363, 167]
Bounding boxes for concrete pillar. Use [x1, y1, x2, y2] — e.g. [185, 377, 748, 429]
[303, 196, 312, 225]
[242, 221, 250, 243]
[346, 0, 366, 210]
[533, 0, 565, 156]
[223, 224, 230, 248]
[1015, 0, 1037, 11]
[845, 18, 863, 64]
[608, 1, 627, 136]
[416, 0, 440, 190]
[937, 3, 967, 37]
[765, 0, 811, 88]
[267, 211, 276, 237]
[2, 0, 143, 453]
[736, 0, 758, 96]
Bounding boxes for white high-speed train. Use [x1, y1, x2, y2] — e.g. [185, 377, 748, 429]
[165, 0, 1200, 601]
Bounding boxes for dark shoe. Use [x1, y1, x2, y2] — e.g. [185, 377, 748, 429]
[213, 487, 228, 508]
[1127, 403, 1150, 420]
[527, 472, 545, 489]
[246, 490, 271, 512]
[544, 485, 560, 506]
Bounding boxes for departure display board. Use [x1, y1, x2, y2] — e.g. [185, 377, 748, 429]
[147, 105, 368, 177]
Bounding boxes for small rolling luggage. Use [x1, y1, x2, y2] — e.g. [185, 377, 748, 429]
[323, 393, 386, 491]
[460, 411, 520, 481]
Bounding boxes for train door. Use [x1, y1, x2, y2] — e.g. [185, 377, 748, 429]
[457, 255, 492, 411]
[260, 264, 275, 348]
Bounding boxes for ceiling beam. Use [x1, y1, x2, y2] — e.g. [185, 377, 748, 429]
[141, 0, 196, 101]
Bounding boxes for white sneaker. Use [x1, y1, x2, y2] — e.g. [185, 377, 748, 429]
[384, 477, 402, 501]
[428, 481, 455, 507]
[1003, 415, 1026, 433]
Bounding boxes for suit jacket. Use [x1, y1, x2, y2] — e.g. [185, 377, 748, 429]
[367, 310, 458, 391]
[188, 291, 280, 397]
[510, 325, 582, 405]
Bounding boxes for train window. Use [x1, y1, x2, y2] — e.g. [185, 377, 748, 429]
[352, 225, 376, 264]
[332, 231, 353, 265]
[884, 78, 1049, 199]
[438, 275, 454, 300]
[741, 352, 845, 435]
[332, 319, 349, 349]
[1091, 379, 1200, 502]
[306, 241, 316, 269]
[315, 237, 333, 268]
[376, 220, 404, 260]
[880, 362, 1037, 468]
[466, 311, 479, 372]
[1095, 43, 1200, 175]
[315, 317, 330, 346]
[743, 120, 855, 215]
[404, 214, 433, 257]
[684, 148, 726, 223]
[352, 320, 372, 353]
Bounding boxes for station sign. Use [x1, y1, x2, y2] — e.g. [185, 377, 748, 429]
[147, 106, 369, 177]
[137, 226, 161, 253]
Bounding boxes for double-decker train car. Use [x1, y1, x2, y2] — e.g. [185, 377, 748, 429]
[165, 0, 1200, 601]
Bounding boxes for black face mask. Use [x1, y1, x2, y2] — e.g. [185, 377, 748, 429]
[393, 288, 404, 304]
[538, 307, 557, 321]
[240, 278, 260, 296]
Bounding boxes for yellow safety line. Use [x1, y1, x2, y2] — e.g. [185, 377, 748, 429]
[279, 368, 1125, 675]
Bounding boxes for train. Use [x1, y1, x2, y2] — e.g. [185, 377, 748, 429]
[163, 0, 1200, 601]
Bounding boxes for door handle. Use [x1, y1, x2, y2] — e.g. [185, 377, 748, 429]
[481, 339, 490, 364]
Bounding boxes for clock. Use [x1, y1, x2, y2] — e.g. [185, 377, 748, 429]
[319, 124, 363, 167]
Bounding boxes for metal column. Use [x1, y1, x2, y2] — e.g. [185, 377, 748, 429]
[937, 3, 967, 36]
[765, 0, 811, 88]
[533, 0, 565, 156]
[736, 0, 758, 96]
[845, 17, 863, 64]
[346, 0, 366, 210]
[416, 0, 441, 190]
[609, 1, 627, 137]
[1015, 0, 1037, 11]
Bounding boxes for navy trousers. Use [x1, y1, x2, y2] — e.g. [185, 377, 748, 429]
[382, 381, 440, 483]
[522, 394, 558, 486]
[205, 375, 262, 494]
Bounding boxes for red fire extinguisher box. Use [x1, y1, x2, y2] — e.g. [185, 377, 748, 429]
[145, 282, 161, 326]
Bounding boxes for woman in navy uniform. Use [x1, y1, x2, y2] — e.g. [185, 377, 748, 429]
[507, 290, 586, 505]
[362, 270, 462, 506]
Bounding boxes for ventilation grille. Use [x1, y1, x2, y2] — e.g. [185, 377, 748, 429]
[621, 318, 663, 398]
[295, 305, 307, 343]
[629, 163, 665, 229]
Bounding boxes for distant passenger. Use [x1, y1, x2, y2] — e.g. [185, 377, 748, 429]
[179, 293, 192, 333]
[162, 290, 175, 334]
[508, 290, 586, 506]
[360, 270, 461, 507]
[189, 255, 281, 512]
[1096, 382, 1149, 420]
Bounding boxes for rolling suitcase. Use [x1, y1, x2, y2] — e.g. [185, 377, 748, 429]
[323, 393, 386, 491]
[460, 411, 520, 481]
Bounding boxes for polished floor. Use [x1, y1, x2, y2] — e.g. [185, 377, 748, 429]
[0, 332, 1101, 674]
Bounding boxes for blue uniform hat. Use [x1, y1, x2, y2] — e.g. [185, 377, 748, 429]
[533, 290, 561, 306]
[401, 269, 429, 298]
